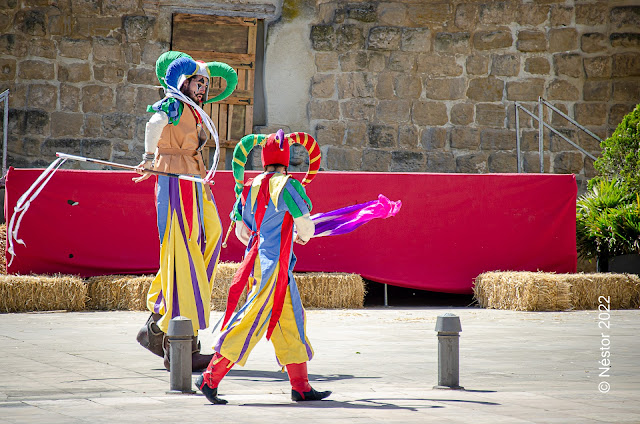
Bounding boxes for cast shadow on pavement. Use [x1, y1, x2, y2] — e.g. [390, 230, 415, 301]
[236, 397, 500, 411]
[206, 368, 378, 384]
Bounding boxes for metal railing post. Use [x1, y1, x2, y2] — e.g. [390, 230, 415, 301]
[516, 102, 598, 162]
[515, 103, 521, 173]
[540, 98, 603, 143]
[1, 89, 9, 185]
[513, 97, 601, 175]
[538, 97, 544, 173]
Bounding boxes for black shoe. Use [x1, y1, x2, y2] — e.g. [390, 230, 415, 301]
[291, 387, 332, 401]
[195, 374, 228, 405]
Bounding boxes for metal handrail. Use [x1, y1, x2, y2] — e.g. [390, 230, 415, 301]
[515, 96, 601, 173]
[0, 89, 8, 186]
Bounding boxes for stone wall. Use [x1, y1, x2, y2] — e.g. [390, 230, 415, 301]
[1, 0, 166, 167]
[0, 0, 278, 168]
[1, 0, 638, 187]
[307, 0, 640, 189]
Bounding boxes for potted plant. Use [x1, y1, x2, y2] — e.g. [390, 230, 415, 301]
[576, 103, 640, 274]
[576, 179, 640, 272]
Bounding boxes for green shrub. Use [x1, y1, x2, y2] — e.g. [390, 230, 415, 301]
[594, 103, 640, 194]
[576, 179, 640, 261]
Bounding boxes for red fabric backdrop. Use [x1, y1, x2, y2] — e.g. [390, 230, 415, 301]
[5, 168, 577, 294]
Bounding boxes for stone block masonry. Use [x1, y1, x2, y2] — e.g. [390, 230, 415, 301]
[1, 1, 173, 168]
[0, 0, 638, 184]
[308, 1, 640, 179]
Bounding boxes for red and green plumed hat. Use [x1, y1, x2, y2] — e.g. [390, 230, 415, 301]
[230, 129, 321, 221]
[147, 50, 238, 124]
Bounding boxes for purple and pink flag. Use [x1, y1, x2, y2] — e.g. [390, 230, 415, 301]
[311, 194, 402, 238]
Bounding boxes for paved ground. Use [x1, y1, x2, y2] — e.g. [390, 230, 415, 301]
[0, 307, 638, 423]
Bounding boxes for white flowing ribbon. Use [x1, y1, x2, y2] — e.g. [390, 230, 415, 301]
[6, 157, 68, 267]
[165, 85, 220, 182]
[6, 85, 221, 267]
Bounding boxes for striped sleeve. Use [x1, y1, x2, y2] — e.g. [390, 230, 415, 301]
[283, 179, 311, 218]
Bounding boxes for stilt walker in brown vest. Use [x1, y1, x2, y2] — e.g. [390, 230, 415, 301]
[134, 51, 238, 371]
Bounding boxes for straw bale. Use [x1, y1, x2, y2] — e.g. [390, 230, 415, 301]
[474, 271, 571, 311]
[565, 273, 640, 310]
[210, 264, 364, 310]
[86, 275, 153, 311]
[210, 262, 242, 311]
[0, 274, 86, 313]
[0, 224, 6, 275]
[474, 271, 640, 311]
[0, 262, 364, 313]
[84, 263, 244, 312]
[295, 273, 365, 309]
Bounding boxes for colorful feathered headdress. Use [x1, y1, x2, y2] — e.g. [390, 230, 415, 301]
[261, 129, 290, 167]
[230, 130, 321, 220]
[148, 51, 238, 182]
[154, 51, 238, 104]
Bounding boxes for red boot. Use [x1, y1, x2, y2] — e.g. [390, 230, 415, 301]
[195, 353, 233, 404]
[286, 362, 332, 402]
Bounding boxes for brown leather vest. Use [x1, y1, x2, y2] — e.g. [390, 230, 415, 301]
[153, 102, 207, 176]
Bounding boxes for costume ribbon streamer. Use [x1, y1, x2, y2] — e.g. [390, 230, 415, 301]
[6, 156, 68, 266]
[311, 194, 402, 238]
[5, 152, 215, 267]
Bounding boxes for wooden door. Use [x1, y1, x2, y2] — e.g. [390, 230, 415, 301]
[172, 13, 257, 169]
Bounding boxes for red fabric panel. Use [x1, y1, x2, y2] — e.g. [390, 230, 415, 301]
[5, 168, 577, 294]
[296, 171, 577, 294]
[4, 168, 160, 276]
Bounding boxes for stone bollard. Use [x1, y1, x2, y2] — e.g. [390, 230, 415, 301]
[166, 316, 196, 394]
[433, 313, 464, 390]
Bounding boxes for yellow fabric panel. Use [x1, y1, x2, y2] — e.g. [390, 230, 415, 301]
[268, 173, 290, 209]
[202, 188, 223, 294]
[249, 173, 267, 210]
[217, 261, 312, 367]
[269, 288, 313, 366]
[249, 173, 289, 211]
[146, 182, 222, 335]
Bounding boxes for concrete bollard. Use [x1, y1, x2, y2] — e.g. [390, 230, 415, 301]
[166, 316, 195, 394]
[433, 313, 464, 390]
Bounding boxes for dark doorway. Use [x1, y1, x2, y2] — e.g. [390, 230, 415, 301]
[364, 280, 475, 307]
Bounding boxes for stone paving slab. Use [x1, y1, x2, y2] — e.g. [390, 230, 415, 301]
[0, 307, 638, 423]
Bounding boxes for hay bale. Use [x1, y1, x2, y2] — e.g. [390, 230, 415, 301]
[566, 273, 640, 310]
[296, 273, 365, 309]
[85, 263, 244, 312]
[1, 263, 364, 313]
[210, 264, 364, 310]
[474, 271, 640, 311]
[0, 224, 6, 275]
[86, 275, 153, 311]
[210, 262, 242, 311]
[0, 274, 86, 313]
[474, 271, 572, 311]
